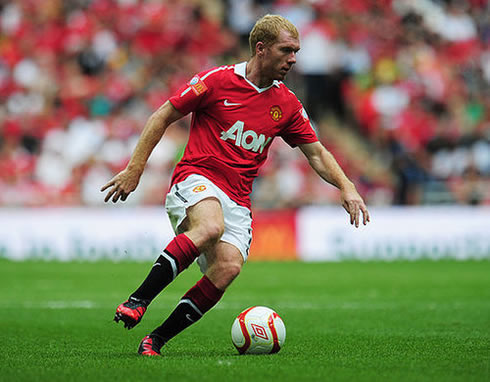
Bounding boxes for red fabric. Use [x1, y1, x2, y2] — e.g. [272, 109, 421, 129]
[0, 40, 23, 68]
[358, 90, 379, 135]
[301, 19, 337, 40]
[35, 23, 66, 54]
[168, 63, 318, 209]
[183, 275, 224, 313]
[394, 106, 437, 151]
[187, 19, 228, 56]
[165, 233, 200, 272]
[442, 40, 480, 65]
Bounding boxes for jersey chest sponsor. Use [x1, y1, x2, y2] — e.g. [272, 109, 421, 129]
[220, 120, 272, 154]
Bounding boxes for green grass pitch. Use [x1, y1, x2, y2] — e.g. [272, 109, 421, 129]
[2, 259, 489, 381]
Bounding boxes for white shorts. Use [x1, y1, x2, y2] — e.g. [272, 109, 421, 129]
[165, 174, 253, 272]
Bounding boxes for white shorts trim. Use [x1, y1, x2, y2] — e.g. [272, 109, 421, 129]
[165, 174, 253, 270]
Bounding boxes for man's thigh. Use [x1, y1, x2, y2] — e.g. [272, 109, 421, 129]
[165, 175, 224, 232]
[184, 197, 224, 231]
[166, 175, 252, 264]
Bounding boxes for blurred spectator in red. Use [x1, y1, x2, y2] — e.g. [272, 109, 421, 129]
[0, 0, 488, 207]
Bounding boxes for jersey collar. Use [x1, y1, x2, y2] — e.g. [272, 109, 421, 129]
[234, 62, 281, 93]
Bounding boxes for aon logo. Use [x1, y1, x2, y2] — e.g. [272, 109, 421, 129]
[220, 121, 272, 153]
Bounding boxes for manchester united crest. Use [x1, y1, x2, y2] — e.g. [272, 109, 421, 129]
[192, 185, 207, 193]
[269, 105, 283, 122]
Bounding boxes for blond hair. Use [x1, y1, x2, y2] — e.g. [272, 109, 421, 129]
[249, 14, 299, 56]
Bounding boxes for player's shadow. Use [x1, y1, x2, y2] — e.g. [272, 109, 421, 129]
[87, 349, 233, 359]
[162, 349, 233, 358]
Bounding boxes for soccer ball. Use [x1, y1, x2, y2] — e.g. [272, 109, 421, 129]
[231, 306, 286, 354]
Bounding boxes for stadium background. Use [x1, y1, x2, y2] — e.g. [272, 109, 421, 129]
[0, 0, 489, 261]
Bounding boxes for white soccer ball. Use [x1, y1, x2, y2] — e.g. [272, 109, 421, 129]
[231, 306, 286, 354]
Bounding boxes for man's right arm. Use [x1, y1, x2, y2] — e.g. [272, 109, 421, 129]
[101, 101, 184, 203]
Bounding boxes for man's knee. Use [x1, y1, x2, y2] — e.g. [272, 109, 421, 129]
[222, 261, 242, 282]
[208, 222, 225, 243]
[207, 260, 242, 290]
[199, 222, 225, 247]
[185, 220, 224, 251]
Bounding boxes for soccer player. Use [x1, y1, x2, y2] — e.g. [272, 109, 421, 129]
[101, 14, 370, 356]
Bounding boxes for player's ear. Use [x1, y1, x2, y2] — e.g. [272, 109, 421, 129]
[256, 41, 266, 57]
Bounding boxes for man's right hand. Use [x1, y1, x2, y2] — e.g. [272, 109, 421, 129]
[100, 167, 142, 203]
[100, 101, 183, 204]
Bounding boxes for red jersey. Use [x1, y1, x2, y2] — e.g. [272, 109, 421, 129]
[168, 62, 318, 209]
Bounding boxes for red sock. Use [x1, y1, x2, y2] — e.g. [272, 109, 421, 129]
[151, 276, 224, 342]
[164, 233, 200, 273]
[183, 275, 224, 312]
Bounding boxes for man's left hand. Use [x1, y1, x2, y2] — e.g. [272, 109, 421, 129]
[340, 187, 370, 228]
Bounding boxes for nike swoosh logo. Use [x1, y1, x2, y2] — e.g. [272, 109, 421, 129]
[185, 314, 195, 323]
[224, 99, 241, 106]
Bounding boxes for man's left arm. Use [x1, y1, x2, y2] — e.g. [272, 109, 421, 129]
[299, 141, 370, 227]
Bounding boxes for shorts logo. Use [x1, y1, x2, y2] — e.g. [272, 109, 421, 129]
[251, 324, 269, 340]
[269, 105, 283, 122]
[188, 76, 208, 96]
[192, 185, 207, 193]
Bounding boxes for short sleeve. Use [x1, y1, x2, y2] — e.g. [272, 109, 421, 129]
[281, 101, 318, 148]
[168, 72, 212, 116]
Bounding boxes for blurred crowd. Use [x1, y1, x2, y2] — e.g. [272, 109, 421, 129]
[0, 0, 489, 208]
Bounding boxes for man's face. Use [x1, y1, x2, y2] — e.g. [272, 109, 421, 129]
[262, 29, 300, 81]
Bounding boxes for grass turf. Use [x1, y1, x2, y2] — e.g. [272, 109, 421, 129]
[1, 259, 489, 382]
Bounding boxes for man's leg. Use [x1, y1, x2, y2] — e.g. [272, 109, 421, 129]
[139, 215, 244, 355]
[115, 198, 225, 329]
